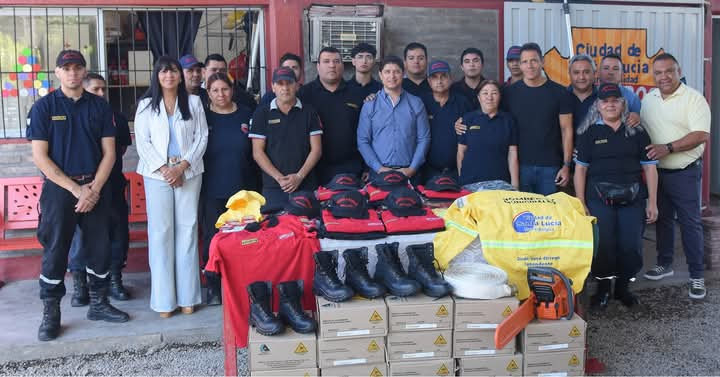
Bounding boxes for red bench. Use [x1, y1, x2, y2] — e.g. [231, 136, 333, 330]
[1, 172, 148, 252]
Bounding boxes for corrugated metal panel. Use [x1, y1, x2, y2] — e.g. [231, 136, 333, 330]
[504, 2, 704, 92]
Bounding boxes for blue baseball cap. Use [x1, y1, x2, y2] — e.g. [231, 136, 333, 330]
[506, 45, 522, 60]
[179, 54, 203, 69]
[428, 60, 451, 76]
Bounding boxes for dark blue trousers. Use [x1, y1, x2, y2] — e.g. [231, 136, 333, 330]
[519, 165, 559, 195]
[655, 163, 705, 279]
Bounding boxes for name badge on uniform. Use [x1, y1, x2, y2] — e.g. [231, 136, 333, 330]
[469, 125, 481, 130]
[428, 115, 434, 120]
[346, 102, 359, 109]
[595, 139, 608, 144]
[268, 118, 281, 125]
[51, 115, 67, 121]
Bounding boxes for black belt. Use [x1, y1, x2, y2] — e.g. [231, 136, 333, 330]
[388, 166, 408, 170]
[658, 159, 701, 174]
[69, 174, 95, 184]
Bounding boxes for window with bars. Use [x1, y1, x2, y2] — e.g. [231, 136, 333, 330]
[0, 7, 265, 139]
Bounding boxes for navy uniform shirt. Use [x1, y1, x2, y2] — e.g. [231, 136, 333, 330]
[249, 98, 323, 190]
[568, 86, 598, 132]
[298, 79, 365, 173]
[347, 76, 382, 99]
[421, 92, 473, 172]
[402, 77, 431, 97]
[203, 105, 257, 198]
[27, 89, 115, 176]
[109, 112, 132, 190]
[450, 76, 485, 109]
[574, 122, 657, 188]
[458, 110, 518, 185]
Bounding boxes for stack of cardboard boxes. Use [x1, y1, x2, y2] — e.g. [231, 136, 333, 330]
[522, 315, 587, 376]
[453, 296, 523, 376]
[316, 296, 389, 377]
[386, 294, 455, 376]
[248, 327, 319, 376]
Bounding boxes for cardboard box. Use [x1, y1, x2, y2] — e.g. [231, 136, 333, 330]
[523, 315, 586, 353]
[317, 336, 386, 368]
[251, 367, 318, 376]
[389, 358, 455, 376]
[458, 354, 524, 376]
[524, 349, 585, 376]
[248, 327, 317, 371]
[316, 296, 388, 339]
[385, 294, 454, 331]
[453, 296, 519, 331]
[387, 329, 452, 361]
[453, 329, 515, 357]
[321, 363, 388, 377]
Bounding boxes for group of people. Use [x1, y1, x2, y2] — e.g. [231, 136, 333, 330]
[28, 36, 710, 340]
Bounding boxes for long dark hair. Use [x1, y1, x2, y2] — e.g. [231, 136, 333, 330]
[140, 56, 192, 121]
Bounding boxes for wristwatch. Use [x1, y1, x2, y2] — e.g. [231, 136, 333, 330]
[563, 161, 573, 168]
[666, 143, 674, 153]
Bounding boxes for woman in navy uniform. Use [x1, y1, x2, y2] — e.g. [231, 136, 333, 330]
[574, 83, 659, 308]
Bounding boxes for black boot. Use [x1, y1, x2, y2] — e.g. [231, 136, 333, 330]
[406, 243, 452, 297]
[375, 243, 420, 297]
[591, 279, 611, 309]
[71, 271, 89, 307]
[343, 247, 386, 299]
[614, 277, 640, 307]
[247, 281, 284, 336]
[87, 286, 130, 323]
[110, 273, 130, 301]
[38, 298, 61, 341]
[313, 250, 354, 302]
[206, 277, 222, 306]
[278, 281, 317, 333]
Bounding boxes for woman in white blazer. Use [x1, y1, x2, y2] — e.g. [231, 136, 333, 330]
[134, 56, 208, 317]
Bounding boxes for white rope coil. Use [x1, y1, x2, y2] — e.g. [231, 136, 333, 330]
[445, 263, 515, 299]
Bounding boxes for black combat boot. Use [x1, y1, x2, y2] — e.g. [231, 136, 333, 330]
[313, 250, 354, 302]
[38, 298, 61, 341]
[343, 248, 386, 299]
[206, 275, 222, 306]
[375, 243, 420, 297]
[406, 243, 452, 297]
[110, 273, 130, 301]
[87, 286, 130, 323]
[247, 281, 284, 336]
[591, 279, 611, 309]
[614, 277, 640, 307]
[278, 281, 317, 334]
[71, 271, 89, 307]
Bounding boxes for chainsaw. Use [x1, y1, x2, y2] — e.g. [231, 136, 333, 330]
[494, 267, 574, 349]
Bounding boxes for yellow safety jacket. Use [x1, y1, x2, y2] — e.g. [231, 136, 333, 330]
[434, 190, 596, 299]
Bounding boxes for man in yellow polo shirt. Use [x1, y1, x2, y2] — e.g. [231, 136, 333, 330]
[640, 53, 710, 299]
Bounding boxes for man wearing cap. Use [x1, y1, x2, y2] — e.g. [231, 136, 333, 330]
[250, 67, 323, 212]
[598, 54, 641, 127]
[27, 50, 130, 341]
[259, 53, 304, 107]
[180, 54, 204, 97]
[357, 55, 430, 185]
[201, 53, 257, 112]
[450, 48, 486, 107]
[422, 60, 473, 181]
[504, 45, 523, 86]
[641, 53, 711, 299]
[347, 42, 382, 99]
[298, 47, 365, 185]
[402, 42, 431, 97]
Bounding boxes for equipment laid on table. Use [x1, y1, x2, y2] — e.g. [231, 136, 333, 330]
[374, 242, 421, 297]
[416, 173, 472, 201]
[444, 263, 514, 299]
[277, 280, 317, 334]
[380, 187, 446, 235]
[313, 250, 355, 302]
[320, 191, 386, 240]
[342, 247, 387, 299]
[494, 267, 574, 349]
[406, 243, 452, 297]
[316, 173, 362, 202]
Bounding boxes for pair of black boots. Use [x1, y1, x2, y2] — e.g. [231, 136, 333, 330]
[71, 270, 129, 306]
[313, 242, 452, 302]
[592, 278, 640, 309]
[39, 281, 130, 341]
[248, 280, 317, 336]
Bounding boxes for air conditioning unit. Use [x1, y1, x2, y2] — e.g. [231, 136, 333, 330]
[309, 17, 383, 62]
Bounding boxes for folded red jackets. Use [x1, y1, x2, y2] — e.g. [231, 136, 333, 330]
[381, 208, 446, 235]
[320, 209, 387, 240]
[416, 185, 472, 200]
[316, 186, 342, 202]
[364, 183, 414, 203]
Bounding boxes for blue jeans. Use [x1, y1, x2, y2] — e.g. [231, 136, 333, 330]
[519, 165, 559, 195]
[656, 162, 705, 278]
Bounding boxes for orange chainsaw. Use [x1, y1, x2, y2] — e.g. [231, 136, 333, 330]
[494, 267, 574, 349]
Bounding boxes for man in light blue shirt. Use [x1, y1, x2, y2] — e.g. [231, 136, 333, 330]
[357, 55, 431, 184]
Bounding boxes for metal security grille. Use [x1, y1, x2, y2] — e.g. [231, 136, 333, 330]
[310, 17, 382, 62]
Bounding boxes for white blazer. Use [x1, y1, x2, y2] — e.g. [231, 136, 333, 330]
[134, 95, 208, 180]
